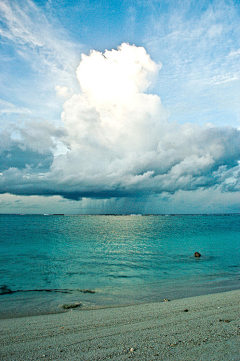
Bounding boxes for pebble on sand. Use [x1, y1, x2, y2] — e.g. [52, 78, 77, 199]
[62, 303, 81, 309]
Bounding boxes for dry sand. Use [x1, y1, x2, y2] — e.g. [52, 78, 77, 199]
[0, 290, 239, 360]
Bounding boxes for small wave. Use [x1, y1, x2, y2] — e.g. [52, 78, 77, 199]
[107, 274, 137, 279]
[228, 265, 239, 268]
[0, 285, 96, 295]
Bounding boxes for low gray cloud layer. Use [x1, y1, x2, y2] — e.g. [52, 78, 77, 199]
[1, 44, 240, 201]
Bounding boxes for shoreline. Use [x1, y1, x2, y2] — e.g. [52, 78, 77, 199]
[1, 282, 240, 320]
[1, 289, 239, 360]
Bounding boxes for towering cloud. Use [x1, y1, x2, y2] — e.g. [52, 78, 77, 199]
[0, 44, 240, 200]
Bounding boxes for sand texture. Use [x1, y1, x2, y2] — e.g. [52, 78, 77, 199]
[0, 290, 239, 360]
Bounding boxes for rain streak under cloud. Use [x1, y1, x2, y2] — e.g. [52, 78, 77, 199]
[1, 43, 240, 202]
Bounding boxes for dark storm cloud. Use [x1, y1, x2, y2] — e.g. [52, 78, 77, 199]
[0, 44, 240, 201]
[0, 120, 67, 173]
[0, 146, 53, 172]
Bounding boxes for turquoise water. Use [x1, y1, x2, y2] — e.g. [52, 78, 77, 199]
[0, 214, 239, 318]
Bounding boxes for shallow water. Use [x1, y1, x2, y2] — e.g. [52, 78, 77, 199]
[0, 214, 239, 318]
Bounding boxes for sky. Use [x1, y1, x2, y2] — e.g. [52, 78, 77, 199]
[0, 0, 240, 214]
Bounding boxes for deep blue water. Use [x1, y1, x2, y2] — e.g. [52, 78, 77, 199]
[0, 214, 239, 318]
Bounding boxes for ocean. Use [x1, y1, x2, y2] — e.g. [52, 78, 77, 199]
[0, 214, 239, 318]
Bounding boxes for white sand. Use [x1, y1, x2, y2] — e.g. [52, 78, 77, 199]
[0, 290, 239, 360]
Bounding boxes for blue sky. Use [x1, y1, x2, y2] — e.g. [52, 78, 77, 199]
[0, 0, 240, 214]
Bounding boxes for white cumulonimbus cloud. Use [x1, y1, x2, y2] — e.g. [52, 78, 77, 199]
[0, 43, 240, 200]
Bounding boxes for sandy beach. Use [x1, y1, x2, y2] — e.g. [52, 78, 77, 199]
[0, 290, 239, 360]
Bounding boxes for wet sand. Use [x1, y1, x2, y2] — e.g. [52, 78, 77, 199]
[0, 290, 239, 360]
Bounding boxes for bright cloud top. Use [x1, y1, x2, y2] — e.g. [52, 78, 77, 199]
[77, 43, 160, 105]
[0, 43, 240, 200]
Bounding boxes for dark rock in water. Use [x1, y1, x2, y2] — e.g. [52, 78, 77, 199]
[80, 289, 95, 293]
[0, 285, 13, 295]
[194, 252, 201, 257]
